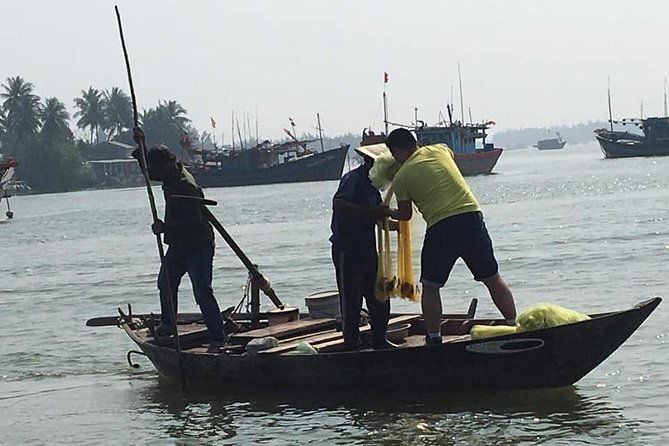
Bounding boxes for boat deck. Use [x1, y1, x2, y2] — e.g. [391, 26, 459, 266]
[132, 313, 476, 355]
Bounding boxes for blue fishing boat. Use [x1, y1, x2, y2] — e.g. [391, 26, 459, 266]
[361, 118, 503, 176]
[413, 119, 502, 176]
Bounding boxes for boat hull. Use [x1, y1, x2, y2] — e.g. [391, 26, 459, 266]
[454, 149, 503, 176]
[123, 297, 660, 392]
[536, 140, 566, 150]
[193, 145, 349, 188]
[595, 134, 669, 159]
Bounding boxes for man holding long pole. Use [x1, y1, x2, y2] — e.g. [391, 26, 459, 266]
[134, 136, 226, 353]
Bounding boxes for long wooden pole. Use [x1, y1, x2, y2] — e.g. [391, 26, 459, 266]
[114, 5, 186, 389]
[202, 207, 284, 310]
[167, 195, 284, 311]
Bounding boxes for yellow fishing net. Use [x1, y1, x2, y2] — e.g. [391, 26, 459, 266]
[365, 149, 419, 302]
[470, 303, 591, 340]
[375, 187, 419, 303]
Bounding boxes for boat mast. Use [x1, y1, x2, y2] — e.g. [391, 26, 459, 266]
[414, 107, 418, 131]
[383, 71, 389, 135]
[236, 118, 244, 150]
[246, 114, 253, 145]
[664, 76, 667, 116]
[316, 112, 324, 153]
[458, 62, 465, 123]
[383, 92, 389, 135]
[255, 105, 259, 145]
[231, 111, 235, 150]
[607, 77, 614, 132]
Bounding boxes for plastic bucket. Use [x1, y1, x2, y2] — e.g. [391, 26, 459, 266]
[305, 290, 341, 319]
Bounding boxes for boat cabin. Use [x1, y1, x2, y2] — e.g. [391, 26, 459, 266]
[415, 122, 495, 155]
[642, 117, 669, 141]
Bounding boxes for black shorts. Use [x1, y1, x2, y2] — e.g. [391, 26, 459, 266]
[420, 211, 499, 287]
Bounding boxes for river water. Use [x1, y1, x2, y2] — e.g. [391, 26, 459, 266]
[1, 143, 667, 445]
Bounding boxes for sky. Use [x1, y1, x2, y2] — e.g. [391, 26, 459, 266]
[3, 0, 669, 142]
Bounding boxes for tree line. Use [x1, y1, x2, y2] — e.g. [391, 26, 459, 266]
[0, 75, 198, 193]
[491, 121, 608, 150]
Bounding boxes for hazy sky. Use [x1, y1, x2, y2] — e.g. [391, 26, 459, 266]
[3, 0, 669, 142]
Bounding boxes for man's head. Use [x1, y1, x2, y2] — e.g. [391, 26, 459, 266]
[384, 128, 417, 164]
[147, 145, 177, 181]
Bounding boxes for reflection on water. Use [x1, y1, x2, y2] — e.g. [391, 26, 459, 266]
[139, 381, 644, 445]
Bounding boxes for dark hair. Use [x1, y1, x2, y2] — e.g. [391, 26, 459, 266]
[147, 145, 176, 164]
[385, 128, 416, 150]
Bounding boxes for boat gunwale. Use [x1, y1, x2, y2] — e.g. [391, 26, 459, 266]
[121, 297, 661, 359]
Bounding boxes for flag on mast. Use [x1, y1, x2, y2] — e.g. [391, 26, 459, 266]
[384, 72, 389, 83]
[210, 117, 217, 128]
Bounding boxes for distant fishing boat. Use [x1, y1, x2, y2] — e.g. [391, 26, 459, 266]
[361, 68, 502, 176]
[360, 114, 503, 176]
[594, 117, 669, 158]
[595, 78, 669, 158]
[190, 115, 349, 188]
[534, 132, 566, 150]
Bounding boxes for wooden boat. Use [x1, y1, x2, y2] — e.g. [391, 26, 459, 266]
[361, 123, 502, 177]
[189, 116, 349, 188]
[596, 80, 669, 158]
[595, 117, 669, 159]
[361, 100, 502, 176]
[535, 132, 566, 150]
[93, 296, 661, 391]
[192, 142, 349, 188]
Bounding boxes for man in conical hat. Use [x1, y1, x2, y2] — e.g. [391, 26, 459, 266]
[329, 144, 395, 351]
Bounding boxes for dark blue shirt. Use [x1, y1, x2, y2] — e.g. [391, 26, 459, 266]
[329, 165, 381, 256]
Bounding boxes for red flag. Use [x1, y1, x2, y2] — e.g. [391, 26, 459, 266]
[384, 72, 389, 83]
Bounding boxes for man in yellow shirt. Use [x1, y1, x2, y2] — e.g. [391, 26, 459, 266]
[386, 128, 516, 345]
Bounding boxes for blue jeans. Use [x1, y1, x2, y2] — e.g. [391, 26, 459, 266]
[158, 244, 225, 343]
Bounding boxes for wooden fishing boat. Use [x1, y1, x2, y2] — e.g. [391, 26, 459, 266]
[92, 296, 660, 391]
[535, 132, 566, 150]
[595, 117, 669, 159]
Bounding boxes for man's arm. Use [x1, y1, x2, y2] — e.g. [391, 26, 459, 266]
[333, 198, 389, 220]
[389, 199, 412, 221]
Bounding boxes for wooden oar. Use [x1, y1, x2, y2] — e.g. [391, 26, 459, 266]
[170, 194, 284, 309]
[114, 5, 185, 390]
[204, 207, 284, 309]
[86, 312, 203, 327]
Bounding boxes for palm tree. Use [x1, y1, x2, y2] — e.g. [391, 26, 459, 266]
[73, 87, 104, 144]
[158, 100, 189, 128]
[102, 87, 133, 140]
[140, 100, 192, 155]
[40, 97, 72, 140]
[0, 76, 42, 142]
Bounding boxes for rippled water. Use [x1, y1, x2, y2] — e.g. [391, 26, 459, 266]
[1, 143, 668, 445]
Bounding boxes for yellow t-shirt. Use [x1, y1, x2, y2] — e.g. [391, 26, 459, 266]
[393, 144, 480, 228]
